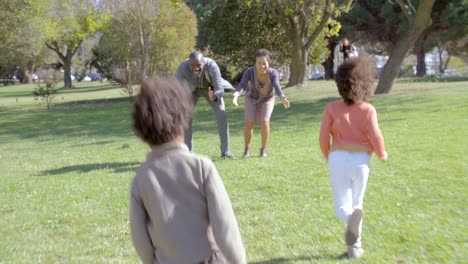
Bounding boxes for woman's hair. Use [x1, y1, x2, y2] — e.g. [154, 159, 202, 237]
[255, 48, 272, 63]
[335, 57, 375, 105]
[132, 76, 193, 146]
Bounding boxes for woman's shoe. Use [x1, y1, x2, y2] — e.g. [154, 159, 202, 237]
[242, 147, 251, 158]
[260, 148, 267, 158]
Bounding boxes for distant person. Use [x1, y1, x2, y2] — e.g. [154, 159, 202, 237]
[130, 76, 246, 264]
[319, 57, 388, 259]
[333, 38, 359, 74]
[176, 51, 235, 158]
[232, 49, 290, 158]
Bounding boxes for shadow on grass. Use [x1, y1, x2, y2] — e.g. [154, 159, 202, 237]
[0, 92, 437, 142]
[70, 140, 116, 147]
[395, 76, 468, 83]
[0, 97, 134, 141]
[250, 252, 348, 263]
[57, 84, 120, 94]
[190, 96, 335, 135]
[53, 96, 132, 109]
[0, 83, 121, 98]
[37, 161, 140, 176]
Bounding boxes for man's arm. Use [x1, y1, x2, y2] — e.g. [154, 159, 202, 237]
[205, 59, 225, 100]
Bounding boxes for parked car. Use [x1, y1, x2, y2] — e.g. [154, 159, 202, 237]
[88, 72, 101, 81]
[308, 72, 325, 80]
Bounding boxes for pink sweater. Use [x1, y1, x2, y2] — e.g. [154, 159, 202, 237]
[319, 100, 386, 159]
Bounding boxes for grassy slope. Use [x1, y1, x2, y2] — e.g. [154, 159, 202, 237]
[0, 80, 466, 263]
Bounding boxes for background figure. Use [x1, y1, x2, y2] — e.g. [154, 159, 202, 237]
[130, 76, 246, 264]
[319, 57, 387, 259]
[176, 51, 235, 158]
[233, 49, 290, 158]
[333, 38, 359, 74]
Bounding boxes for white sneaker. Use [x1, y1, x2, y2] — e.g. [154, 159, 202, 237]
[346, 209, 363, 246]
[348, 246, 365, 259]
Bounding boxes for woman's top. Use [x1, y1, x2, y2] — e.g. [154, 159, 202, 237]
[234, 67, 285, 104]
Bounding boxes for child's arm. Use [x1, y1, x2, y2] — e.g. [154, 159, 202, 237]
[319, 106, 332, 160]
[368, 107, 388, 161]
[129, 180, 155, 264]
[204, 161, 247, 264]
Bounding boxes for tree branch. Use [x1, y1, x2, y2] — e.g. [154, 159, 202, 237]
[45, 41, 66, 61]
[304, 0, 332, 50]
[395, 0, 415, 23]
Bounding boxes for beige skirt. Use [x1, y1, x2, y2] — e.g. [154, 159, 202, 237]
[244, 97, 275, 125]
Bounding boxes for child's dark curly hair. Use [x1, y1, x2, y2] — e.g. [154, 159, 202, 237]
[335, 57, 375, 105]
[132, 76, 193, 146]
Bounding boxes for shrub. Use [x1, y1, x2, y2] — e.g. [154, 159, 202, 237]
[33, 80, 58, 109]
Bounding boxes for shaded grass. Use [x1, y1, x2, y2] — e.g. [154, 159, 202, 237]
[0, 80, 467, 263]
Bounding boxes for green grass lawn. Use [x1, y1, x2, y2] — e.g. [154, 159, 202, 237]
[0, 79, 466, 263]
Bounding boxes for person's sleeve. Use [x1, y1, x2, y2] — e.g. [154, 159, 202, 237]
[319, 105, 332, 160]
[350, 44, 359, 57]
[234, 69, 250, 97]
[175, 62, 185, 81]
[204, 161, 247, 264]
[367, 106, 386, 159]
[333, 45, 341, 73]
[271, 69, 285, 98]
[129, 179, 155, 264]
[207, 61, 225, 100]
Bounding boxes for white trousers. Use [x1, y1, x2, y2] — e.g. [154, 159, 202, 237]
[328, 150, 370, 247]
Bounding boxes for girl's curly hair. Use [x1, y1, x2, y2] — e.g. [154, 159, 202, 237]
[132, 76, 193, 146]
[335, 57, 375, 105]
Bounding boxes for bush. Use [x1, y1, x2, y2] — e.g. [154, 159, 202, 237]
[33, 81, 58, 109]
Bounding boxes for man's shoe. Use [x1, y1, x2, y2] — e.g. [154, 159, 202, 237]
[347, 246, 364, 259]
[242, 147, 251, 158]
[221, 152, 235, 159]
[346, 209, 363, 246]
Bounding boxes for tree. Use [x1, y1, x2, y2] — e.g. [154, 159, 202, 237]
[197, 0, 350, 86]
[95, 0, 197, 88]
[426, 0, 468, 74]
[374, 0, 435, 94]
[197, 0, 289, 71]
[244, 0, 352, 87]
[43, 0, 109, 88]
[0, 0, 52, 83]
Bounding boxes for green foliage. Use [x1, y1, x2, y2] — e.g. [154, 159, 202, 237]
[43, 2, 109, 47]
[198, 0, 290, 69]
[0, 0, 51, 81]
[93, 0, 197, 81]
[196, 0, 352, 86]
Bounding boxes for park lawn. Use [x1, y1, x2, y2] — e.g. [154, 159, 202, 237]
[0, 80, 466, 263]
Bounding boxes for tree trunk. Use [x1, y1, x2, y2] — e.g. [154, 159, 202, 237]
[322, 39, 336, 80]
[45, 42, 79, 89]
[415, 36, 426, 77]
[437, 46, 450, 75]
[287, 40, 308, 87]
[125, 60, 133, 89]
[139, 24, 149, 82]
[375, 0, 435, 94]
[63, 53, 73, 89]
[23, 69, 32, 84]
